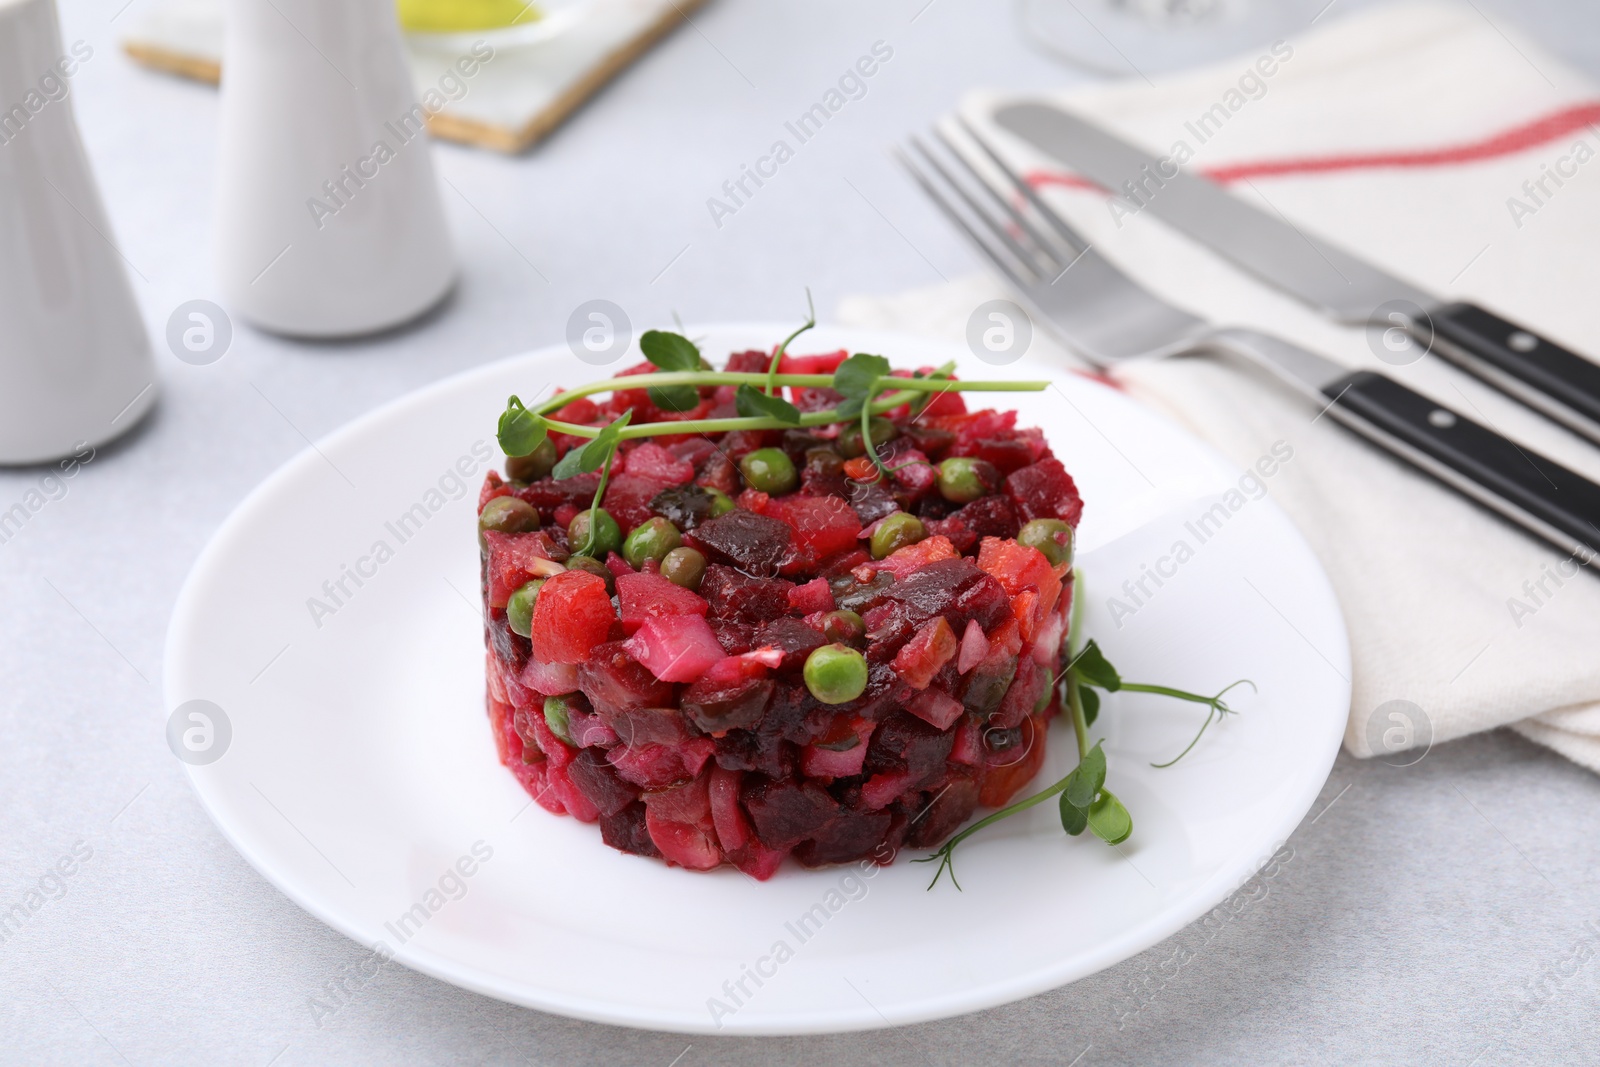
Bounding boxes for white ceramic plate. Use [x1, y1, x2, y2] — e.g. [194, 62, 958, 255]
[165, 325, 1349, 1035]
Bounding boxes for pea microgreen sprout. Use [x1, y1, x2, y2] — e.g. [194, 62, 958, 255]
[916, 569, 1254, 891]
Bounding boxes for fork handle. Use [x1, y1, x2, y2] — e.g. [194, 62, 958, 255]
[1324, 370, 1600, 559]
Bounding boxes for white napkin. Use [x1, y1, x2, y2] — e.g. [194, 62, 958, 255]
[839, 1, 1600, 769]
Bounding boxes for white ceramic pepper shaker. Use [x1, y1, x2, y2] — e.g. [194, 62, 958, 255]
[0, 0, 156, 464]
[214, 0, 456, 338]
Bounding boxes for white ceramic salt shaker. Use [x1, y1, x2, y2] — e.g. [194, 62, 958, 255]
[215, 0, 456, 337]
[0, 0, 156, 465]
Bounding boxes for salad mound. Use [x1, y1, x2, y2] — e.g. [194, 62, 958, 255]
[478, 344, 1081, 877]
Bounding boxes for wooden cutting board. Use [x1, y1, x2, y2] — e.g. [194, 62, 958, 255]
[122, 0, 705, 153]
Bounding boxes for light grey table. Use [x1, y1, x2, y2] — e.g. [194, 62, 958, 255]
[6, 0, 1600, 1063]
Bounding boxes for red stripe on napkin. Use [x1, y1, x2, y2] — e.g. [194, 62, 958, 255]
[1027, 101, 1600, 191]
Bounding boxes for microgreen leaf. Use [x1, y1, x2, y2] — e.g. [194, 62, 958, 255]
[551, 445, 586, 480]
[735, 384, 802, 424]
[1080, 686, 1100, 727]
[1065, 742, 1106, 810]
[832, 353, 891, 400]
[551, 411, 631, 479]
[1059, 794, 1088, 835]
[834, 397, 866, 420]
[1087, 789, 1133, 845]
[640, 330, 701, 373]
[1070, 639, 1122, 692]
[497, 396, 547, 458]
[648, 383, 701, 413]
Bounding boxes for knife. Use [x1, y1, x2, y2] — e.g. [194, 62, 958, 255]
[994, 102, 1600, 447]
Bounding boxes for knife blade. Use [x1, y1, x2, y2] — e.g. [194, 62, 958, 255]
[994, 102, 1600, 447]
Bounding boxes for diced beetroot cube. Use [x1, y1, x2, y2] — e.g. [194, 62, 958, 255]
[547, 761, 600, 823]
[876, 534, 959, 581]
[967, 437, 1035, 474]
[615, 570, 710, 635]
[577, 641, 674, 718]
[777, 349, 849, 376]
[697, 450, 739, 495]
[699, 566, 795, 624]
[906, 777, 980, 848]
[788, 577, 835, 614]
[686, 510, 793, 574]
[866, 711, 957, 785]
[565, 704, 619, 748]
[528, 710, 574, 771]
[603, 706, 695, 747]
[644, 772, 712, 824]
[624, 442, 695, 485]
[734, 840, 788, 881]
[919, 388, 966, 419]
[743, 778, 840, 850]
[623, 615, 727, 683]
[994, 656, 1045, 730]
[799, 719, 874, 779]
[738, 488, 772, 514]
[726, 349, 771, 374]
[680, 736, 717, 777]
[531, 571, 616, 665]
[487, 692, 514, 766]
[483, 531, 564, 609]
[893, 616, 958, 689]
[600, 802, 660, 858]
[795, 808, 893, 867]
[771, 495, 860, 573]
[605, 552, 636, 579]
[708, 766, 751, 855]
[607, 742, 691, 789]
[753, 617, 825, 672]
[603, 473, 671, 533]
[553, 503, 580, 529]
[957, 620, 989, 675]
[908, 687, 964, 730]
[860, 770, 915, 811]
[519, 657, 580, 697]
[479, 471, 512, 510]
[681, 655, 775, 734]
[954, 494, 1021, 541]
[645, 809, 722, 871]
[1005, 457, 1084, 527]
[949, 718, 983, 765]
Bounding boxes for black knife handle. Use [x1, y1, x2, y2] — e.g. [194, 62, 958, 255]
[1325, 370, 1600, 558]
[1426, 302, 1600, 443]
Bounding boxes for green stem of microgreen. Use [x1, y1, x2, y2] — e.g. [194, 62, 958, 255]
[1141, 679, 1256, 768]
[580, 454, 617, 556]
[765, 290, 816, 397]
[914, 769, 1077, 892]
[530, 372, 1048, 419]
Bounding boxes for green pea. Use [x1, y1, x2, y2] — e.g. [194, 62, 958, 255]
[819, 609, 865, 644]
[870, 512, 926, 560]
[622, 517, 682, 568]
[506, 579, 544, 638]
[1018, 518, 1074, 568]
[564, 554, 615, 595]
[937, 456, 999, 504]
[568, 508, 621, 558]
[705, 487, 736, 517]
[837, 417, 899, 459]
[740, 447, 798, 495]
[543, 694, 576, 746]
[660, 546, 707, 590]
[803, 644, 869, 705]
[505, 438, 557, 483]
[478, 496, 539, 548]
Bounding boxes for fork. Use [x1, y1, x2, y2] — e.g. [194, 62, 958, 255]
[898, 122, 1600, 561]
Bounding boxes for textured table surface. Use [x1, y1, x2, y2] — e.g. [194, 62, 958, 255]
[6, 0, 1600, 1063]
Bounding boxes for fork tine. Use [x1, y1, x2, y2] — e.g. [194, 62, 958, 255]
[928, 125, 1064, 268]
[893, 145, 1036, 290]
[956, 115, 1092, 255]
[907, 135, 1046, 278]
